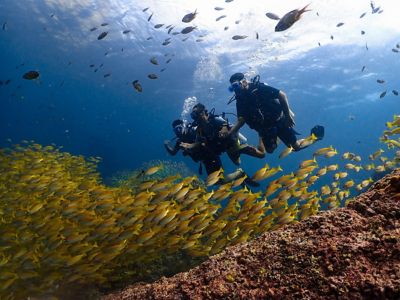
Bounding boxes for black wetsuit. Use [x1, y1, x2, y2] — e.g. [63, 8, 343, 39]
[235, 82, 298, 153]
[195, 115, 239, 174]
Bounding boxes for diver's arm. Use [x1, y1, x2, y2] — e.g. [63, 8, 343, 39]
[278, 91, 295, 127]
[227, 117, 245, 136]
[180, 141, 201, 151]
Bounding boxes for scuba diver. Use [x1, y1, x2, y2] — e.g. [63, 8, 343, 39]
[164, 119, 203, 162]
[180, 103, 263, 186]
[222, 72, 324, 154]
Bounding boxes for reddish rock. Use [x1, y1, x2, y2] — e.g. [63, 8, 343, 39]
[103, 169, 400, 300]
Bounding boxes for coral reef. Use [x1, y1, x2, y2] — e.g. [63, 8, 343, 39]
[103, 168, 400, 300]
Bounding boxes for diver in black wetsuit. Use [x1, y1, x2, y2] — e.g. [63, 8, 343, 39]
[223, 73, 324, 154]
[180, 103, 263, 186]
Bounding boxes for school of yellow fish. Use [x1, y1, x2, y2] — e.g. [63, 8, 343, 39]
[0, 115, 399, 299]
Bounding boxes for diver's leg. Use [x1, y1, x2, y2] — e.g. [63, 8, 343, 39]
[260, 128, 278, 154]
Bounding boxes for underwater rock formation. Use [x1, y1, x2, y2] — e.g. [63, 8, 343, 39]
[103, 168, 400, 300]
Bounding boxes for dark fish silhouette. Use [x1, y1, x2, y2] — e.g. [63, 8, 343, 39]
[160, 68, 166, 72]
[361, 66, 366, 72]
[235, 20, 241, 24]
[360, 12, 366, 18]
[165, 24, 172, 29]
[215, 7, 224, 11]
[224, 26, 229, 31]
[90, 27, 97, 32]
[122, 29, 131, 34]
[330, 35, 334, 40]
[275, 3, 311, 32]
[5, 79, 11, 85]
[104, 73, 111, 78]
[162, 40, 171, 46]
[336, 22, 344, 27]
[225, 0, 233, 2]
[392, 48, 399, 53]
[168, 26, 174, 34]
[147, 36, 153, 40]
[101, 22, 109, 26]
[2, 22, 7, 30]
[23, 71, 40, 80]
[182, 37, 189, 41]
[89, 64, 95, 68]
[97, 31, 108, 40]
[361, 30, 365, 35]
[166, 58, 172, 64]
[392, 90, 399, 96]
[172, 32, 180, 35]
[182, 9, 197, 23]
[216, 15, 227, 21]
[377, 79, 385, 84]
[379, 91, 386, 98]
[318, 42, 321, 46]
[232, 35, 248, 40]
[181, 26, 196, 34]
[396, 43, 399, 49]
[154, 24, 164, 29]
[142, 7, 149, 12]
[132, 80, 142, 92]
[148, 13, 153, 22]
[265, 12, 280, 20]
[365, 42, 368, 50]
[150, 57, 158, 65]
[256, 32, 259, 39]
[148, 74, 158, 79]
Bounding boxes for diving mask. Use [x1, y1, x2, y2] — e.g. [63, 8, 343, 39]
[228, 80, 242, 93]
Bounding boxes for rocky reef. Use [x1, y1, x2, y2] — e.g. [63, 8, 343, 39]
[103, 169, 400, 300]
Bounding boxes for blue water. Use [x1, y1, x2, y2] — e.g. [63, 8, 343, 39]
[0, 0, 399, 183]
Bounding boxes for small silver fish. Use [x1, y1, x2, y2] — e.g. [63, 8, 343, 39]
[392, 90, 399, 96]
[162, 40, 171, 46]
[148, 74, 158, 79]
[336, 22, 344, 27]
[168, 26, 174, 34]
[150, 57, 158, 65]
[361, 66, 366, 72]
[101, 22, 109, 26]
[377, 79, 385, 84]
[360, 12, 366, 18]
[232, 35, 248, 40]
[148, 13, 153, 22]
[132, 80, 142, 92]
[275, 3, 311, 32]
[142, 7, 149, 12]
[216, 15, 227, 21]
[265, 12, 280, 20]
[379, 91, 387, 98]
[182, 9, 197, 23]
[122, 29, 131, 34]
[215, 7, 224, 11]
[181, 26, 196, 34]
[97, 31, 108, 40]
[392, 48, 399, 53]
[90, 27, 97, 32]
[154, 24, 164, 29]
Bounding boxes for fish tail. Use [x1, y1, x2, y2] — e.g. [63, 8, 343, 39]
[300, 3, 312, 14]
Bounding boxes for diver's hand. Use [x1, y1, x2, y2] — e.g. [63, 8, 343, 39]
[180, 142, 194, 150]
[284, 115, 295, 128]
[164, 139, 171, 146]
[218, 126, 229, 138]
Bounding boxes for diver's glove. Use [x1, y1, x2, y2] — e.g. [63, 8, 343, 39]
[311, 125, 324, 141]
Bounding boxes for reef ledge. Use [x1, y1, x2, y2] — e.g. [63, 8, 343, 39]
[103, 168, 400, 300]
